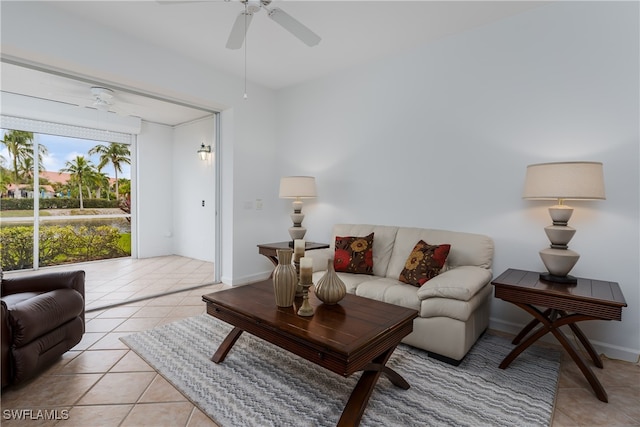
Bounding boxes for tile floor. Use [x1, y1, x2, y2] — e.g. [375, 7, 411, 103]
[29, 256, 217, 311]
[1, 257, 638, 426]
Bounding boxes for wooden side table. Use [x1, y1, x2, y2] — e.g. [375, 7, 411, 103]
[492, 268, 627, 403]
[257, 241, 330, 268]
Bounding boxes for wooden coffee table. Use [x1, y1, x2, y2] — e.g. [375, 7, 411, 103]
[202, 279, 418, 426]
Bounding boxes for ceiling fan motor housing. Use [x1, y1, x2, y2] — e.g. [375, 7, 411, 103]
[90, 86, 114, 111]
[244, 0, 267, 14]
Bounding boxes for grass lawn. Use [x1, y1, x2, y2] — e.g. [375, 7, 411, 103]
[0, 210, 50, 218]
[119, 233, 132, 253]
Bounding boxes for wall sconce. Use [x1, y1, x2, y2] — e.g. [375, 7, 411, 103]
[523, 161, 605, 283]
[197, 143, 211, 161]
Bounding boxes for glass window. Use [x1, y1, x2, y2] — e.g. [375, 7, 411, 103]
[1, 129, 132, 271]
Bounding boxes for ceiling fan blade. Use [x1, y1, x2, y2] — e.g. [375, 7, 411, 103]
[267, 7, 321, 47]
[156, 1, 212, 4]
[226, 11, 253, 49]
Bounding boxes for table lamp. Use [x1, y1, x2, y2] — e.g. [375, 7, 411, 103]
[523, 161, 605, 284]
[279, 176, 317, 244]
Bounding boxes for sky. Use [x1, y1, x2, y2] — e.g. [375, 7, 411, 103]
[1, 131, 131, 180]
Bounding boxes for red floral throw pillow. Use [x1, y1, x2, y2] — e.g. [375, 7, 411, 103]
[334, 233, 374, 275]
[399, 240, 451, 287]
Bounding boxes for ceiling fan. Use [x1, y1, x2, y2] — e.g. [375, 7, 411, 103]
[226, 0, 321, 49]
[158, 0, 320, 48]
[90, 87, 115, 112]
[81, 86, 133, 116]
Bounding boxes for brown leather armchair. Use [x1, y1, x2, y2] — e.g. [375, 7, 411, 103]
[1, 270, 85, 388]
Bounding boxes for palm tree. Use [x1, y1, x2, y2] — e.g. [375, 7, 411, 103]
[1, 130, 48, 185]
[88, 143, 130, 199]
[2, 130, 34, 183]
[0, 166, 12, 197]
[60, 156, 95, 209]
[92, 171, 111, 200]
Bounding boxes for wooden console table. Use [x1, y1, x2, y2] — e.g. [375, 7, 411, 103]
[492, 268, 626, 403]
[257, 241, 329, 268]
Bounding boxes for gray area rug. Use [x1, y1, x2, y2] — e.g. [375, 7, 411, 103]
[121, 314, 560, 427]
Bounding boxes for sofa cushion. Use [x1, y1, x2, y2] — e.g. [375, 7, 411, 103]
[354, 278, 421, 312]
[8, 289, 84, 347]
[312, 270, 372, 294]
[331, 225, 399, 277]
[386, 228, 494, 280]
[399, 240, 450, 287]
[334, 233, 374, 275]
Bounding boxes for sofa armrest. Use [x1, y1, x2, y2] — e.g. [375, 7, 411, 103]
[2, 271, 85, 299]
[302, 248, 334, 273]
[416, 266, 492, 302]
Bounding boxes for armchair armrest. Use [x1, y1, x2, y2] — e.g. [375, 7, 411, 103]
[2, 271, 85, 298]
[416, 266, 492, 302]
[1, 299, 10, 387]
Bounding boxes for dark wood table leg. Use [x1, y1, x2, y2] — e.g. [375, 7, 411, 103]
[363, 363, 410, 390]
[500, 304, 553, 368]
[512, 308, 552, 344]
[338, 346, 403, 427]
[500, 303, 608, 402]
[558, 310, 604, 368]
[548, 319, 608, 402]
[211, 327, 243, 363]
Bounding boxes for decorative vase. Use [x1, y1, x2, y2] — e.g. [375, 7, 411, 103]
[314, 258, 346, 305]
[273, 249, 297, 307]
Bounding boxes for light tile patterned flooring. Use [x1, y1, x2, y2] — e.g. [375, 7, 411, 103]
[1, 256, 639, 426]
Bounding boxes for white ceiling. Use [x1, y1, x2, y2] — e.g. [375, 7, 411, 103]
[1, 1, 546, 126]
[1, 62, 215, 126]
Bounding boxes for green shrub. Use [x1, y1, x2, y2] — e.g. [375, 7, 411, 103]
[0, 224, 131, 271]
[0, 226, 34, 270]
[39, 225, 77, 266]
[81, 199, 120, 209]
[1, 198, 121, 210]
[0, 198, 34, 210]
[118, 233, 132, 253]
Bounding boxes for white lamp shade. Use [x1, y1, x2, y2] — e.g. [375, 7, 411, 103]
[523, 161, 605, 201]
[279, 176, 317, 199]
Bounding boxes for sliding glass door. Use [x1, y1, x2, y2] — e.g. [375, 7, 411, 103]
[1, 129, 132, 271]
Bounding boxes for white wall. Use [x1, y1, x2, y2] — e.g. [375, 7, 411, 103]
[275, 2, 639, 361]
[136, 122, 174, 257]
[172, 117, 216, 262]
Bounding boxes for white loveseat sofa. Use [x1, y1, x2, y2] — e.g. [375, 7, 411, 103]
[307, 224, 494, 365]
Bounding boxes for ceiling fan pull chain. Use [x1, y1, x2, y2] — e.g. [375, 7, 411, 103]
[243, 1, 248, 100]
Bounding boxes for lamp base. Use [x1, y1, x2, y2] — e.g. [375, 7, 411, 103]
[539, 272, 577, 285]
[288, 226, 307, 241]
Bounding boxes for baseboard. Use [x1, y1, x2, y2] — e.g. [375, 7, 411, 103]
[221, 271, 271, 287]
[489, 317, 640, 363]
